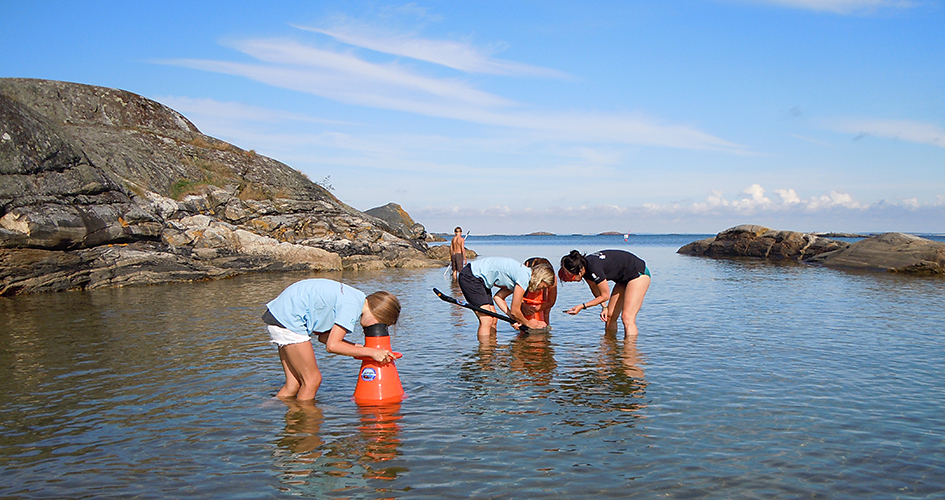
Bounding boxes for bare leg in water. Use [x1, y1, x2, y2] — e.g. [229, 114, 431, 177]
[605, 275, 650, 337]
[277, 341, 322, 400]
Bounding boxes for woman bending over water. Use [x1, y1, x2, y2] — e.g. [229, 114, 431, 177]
[458, 256, 556, 338]
[559, 249, 650, 337]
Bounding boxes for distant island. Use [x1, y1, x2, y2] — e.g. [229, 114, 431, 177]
[527, 231, 555, 236]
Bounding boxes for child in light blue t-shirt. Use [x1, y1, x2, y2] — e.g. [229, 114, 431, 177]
[263, 279, 401, 400]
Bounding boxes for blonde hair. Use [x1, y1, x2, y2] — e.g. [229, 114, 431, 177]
[525, 260, 555, 292]
[366, 291, 401, 325]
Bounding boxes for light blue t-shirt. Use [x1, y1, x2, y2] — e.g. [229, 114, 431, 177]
[470, 257, 532, 291]
[266, 279, 366, 336]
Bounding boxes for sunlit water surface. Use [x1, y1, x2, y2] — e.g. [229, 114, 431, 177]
[1, 235, 944, 499]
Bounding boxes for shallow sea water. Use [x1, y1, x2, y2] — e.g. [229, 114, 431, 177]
[1, 235, 943, 499]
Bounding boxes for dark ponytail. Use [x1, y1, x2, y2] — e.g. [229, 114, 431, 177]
[560, 250, 587, 275]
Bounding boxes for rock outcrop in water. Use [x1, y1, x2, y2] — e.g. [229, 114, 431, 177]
[677, 225, 848, 261]
[0, 78, 440, 295]
[679, 225, 945, 275]
[809, 232, 945, 274]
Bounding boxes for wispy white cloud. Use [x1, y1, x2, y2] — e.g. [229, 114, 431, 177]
[735, 0, 923, 14]
[293, 22, 569, 78]
[235, 38, 517, 108]
[826, 118, 945, 148]
[160, 30, 745, 152]
[143, 103, 632, 175]
[515, 112, 748, 152]
[162, 56, 512, 123]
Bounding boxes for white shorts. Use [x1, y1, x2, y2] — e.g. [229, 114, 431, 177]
[267, 325, 311, 347]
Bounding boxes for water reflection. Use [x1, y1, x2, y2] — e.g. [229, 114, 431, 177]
[275, 399, 325, 485]
[356, 403, 405, 479]
[469, 330, 557, 379]
[455, 327, 647, 438]
[446, 280, 469, 331]
[601, 331, 646, 381]
[273, 400, 407, 497]
[509, 331, 557, 386]
[551, 331, 648, 435]
[278, 399, 325, 455]
[473, 334, 498, 370]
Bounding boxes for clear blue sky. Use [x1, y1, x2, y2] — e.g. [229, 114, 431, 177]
[2, 0, 943, 234]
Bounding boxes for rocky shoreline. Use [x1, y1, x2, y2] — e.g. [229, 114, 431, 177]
[0, 78, 447, 295]
[679, 225, 945, 275]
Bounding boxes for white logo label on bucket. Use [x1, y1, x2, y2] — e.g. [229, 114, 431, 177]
[360, 367, 378, 381]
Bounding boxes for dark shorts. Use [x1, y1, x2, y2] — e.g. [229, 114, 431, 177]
[458, 265, 493, 308]
[613, 266, 652, 286]
[451, 252, 464, 271]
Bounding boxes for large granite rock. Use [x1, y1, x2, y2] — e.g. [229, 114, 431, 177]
[679, 225, 945, 275]
[365, 202, 425, 240]
[809, 232, 945, 274]
[678, 225, 848, 261]
[0, 78, 439, 295]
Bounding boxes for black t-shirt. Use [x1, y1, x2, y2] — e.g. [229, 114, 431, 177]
[584, 250, 646, 284]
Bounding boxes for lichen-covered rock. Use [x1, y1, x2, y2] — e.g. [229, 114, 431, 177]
[0, 78, 440, 295]
[0, 243, 231, 295]
[679, 225, 945, 276]
[364, 202, 428, 241]
[678, 224, 847, 261]
[809, 232, 945, 274]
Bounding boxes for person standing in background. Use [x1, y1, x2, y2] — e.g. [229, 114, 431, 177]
[450, 226, 466, 280]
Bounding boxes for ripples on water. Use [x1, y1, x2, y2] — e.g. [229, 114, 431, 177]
[1, 235, 943, 498]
